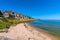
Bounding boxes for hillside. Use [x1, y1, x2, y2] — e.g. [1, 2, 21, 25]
[0, 10, 34, 31]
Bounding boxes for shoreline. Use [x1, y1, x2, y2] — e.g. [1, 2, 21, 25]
[26, 23, 60, 40]
[0, 23, 60, 40]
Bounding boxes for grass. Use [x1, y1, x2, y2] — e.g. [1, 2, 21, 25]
[0, 21, 6, 29]
[0, 18, 34, 32]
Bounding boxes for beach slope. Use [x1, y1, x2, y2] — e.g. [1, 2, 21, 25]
[0, 23, 59, 40]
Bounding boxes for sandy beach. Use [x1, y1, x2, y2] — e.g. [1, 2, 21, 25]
[0, 23, 59, 40]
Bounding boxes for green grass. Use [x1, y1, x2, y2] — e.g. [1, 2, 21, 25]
[0, 21, 6, 29]
[0, 18, 33, 30]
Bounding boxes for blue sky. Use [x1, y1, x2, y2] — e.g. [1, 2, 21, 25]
[0, 0, 60, 20]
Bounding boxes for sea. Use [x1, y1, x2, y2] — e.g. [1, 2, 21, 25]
[29, 19, 60, 37]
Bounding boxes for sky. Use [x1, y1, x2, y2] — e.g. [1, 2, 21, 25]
[0, 0, 60, 20]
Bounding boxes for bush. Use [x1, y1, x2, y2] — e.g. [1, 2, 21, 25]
[0, 21, 6, 29]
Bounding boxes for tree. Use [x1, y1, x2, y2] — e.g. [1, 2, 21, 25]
[0, 11, 3, 15]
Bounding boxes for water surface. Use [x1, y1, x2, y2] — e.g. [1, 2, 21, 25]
[29, 19, 60, 37]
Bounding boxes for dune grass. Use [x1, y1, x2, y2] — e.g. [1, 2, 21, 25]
[0, 18, 33, 30]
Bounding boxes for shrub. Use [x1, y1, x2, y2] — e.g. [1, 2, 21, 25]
[0, 21, 6, 29]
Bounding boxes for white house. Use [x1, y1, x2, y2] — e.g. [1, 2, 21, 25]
[3, 12, 9, 18]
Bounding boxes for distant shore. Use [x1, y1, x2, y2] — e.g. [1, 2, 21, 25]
[0, 23, 60, 40]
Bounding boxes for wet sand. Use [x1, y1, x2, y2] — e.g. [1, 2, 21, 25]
[0, 23, 60, 40]
[26, 23, 60, 40]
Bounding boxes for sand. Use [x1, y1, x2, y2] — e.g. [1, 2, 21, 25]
[0, 23, 59, 40]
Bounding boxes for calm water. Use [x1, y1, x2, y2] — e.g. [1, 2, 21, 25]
[29, 19, 60, 37]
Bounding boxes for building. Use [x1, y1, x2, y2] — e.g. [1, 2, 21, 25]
[15, 13, 20, 18]
[2, 11, 15, 18]
[2, 11, 9, 18]
[0, 10, 33, 19]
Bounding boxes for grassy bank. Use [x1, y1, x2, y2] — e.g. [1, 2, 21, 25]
[0, 18, 34, 30]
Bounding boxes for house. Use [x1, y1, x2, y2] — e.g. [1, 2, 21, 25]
[2, 11, 9, 18]
[19, 14, 30, 19]
[2, 11, 21, 18]
[15, 13, 20, 18]
[21, 15, 25, 19]
[0, 10, 32, 19]
[19, 14, 22, 18]
[19, 14, 24, 19]
[2, 11, 15, 18]
[8, 12, 15, 18]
